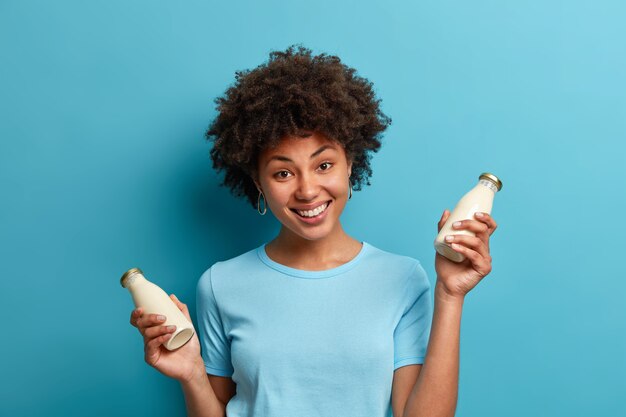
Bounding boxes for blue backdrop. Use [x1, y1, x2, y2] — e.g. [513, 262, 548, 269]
[1, 1, 624, 416]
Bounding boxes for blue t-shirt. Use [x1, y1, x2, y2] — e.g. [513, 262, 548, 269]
[196, 241, 433, 417]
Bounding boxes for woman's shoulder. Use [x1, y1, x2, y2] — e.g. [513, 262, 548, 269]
[363, 243, 430, 290]
[198, 243, 264, 282]
[364, 241, 423, 269]
[355, 242, 430, 296]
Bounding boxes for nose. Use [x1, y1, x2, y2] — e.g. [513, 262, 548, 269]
[295, 172, 320, 201]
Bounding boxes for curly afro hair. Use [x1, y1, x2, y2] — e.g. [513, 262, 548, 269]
[205, 44, 392, 209]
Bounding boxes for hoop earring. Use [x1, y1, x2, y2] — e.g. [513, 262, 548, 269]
[257, 190, 267, 215]
[348, 178, 353, 200]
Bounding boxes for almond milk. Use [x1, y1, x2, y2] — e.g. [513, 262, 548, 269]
[434, 173, 502, 263]
[121, 268, 195, 350]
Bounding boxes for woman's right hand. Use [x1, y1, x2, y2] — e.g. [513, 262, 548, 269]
[129, 294, 204, 383]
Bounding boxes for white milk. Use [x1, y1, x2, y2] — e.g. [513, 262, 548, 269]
[434, 173, 502, 263]
[121, 268, 195, 350]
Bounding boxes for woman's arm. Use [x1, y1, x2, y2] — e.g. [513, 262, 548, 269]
[401, 210, 497, 417]
[401, 282, 463, 417]
[130, 297, 228, 417]
[180, 358, 227, 417]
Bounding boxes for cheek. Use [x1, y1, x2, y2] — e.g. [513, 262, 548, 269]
[263, 186, 291, 208]
[324, 176, 348, 196]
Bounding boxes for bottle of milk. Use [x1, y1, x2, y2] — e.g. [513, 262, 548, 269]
[434, 173, 503, 263]
[120, 268, 195, 350]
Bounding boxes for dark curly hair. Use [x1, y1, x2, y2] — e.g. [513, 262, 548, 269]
[205, 44, 392, 209]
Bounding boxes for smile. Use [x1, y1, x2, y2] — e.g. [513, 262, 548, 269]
[291, 201, 331, 218]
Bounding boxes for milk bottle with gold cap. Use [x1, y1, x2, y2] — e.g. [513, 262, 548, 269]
[120, 268, 195, 350]
[434, 173, 503, 263]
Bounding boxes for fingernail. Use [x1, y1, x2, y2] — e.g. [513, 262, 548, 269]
[157, 315, 166, 321]
[167, 325, 176, 332]
[445, 235, 454, 242]
[453, 221, 462, 227]
[475, 212, 483, 218]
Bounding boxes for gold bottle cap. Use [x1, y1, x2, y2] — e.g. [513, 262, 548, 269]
[479, 172, 502, 191]
[120, 267, 143, 288]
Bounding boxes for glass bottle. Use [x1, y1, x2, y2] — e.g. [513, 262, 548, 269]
[120, 267, 195, 350]
[434, 173, 503, 263]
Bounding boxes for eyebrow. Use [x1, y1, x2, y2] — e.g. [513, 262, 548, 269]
[265, 144, 337, 167]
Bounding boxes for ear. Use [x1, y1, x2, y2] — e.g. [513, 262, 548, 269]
[252, 177, 262, 193]
[347, 160, 353, 178]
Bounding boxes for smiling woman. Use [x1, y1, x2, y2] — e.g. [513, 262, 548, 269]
[205, 44, 391, 210]
[253, 133, 353, 249]
[128, 44, 495, 417]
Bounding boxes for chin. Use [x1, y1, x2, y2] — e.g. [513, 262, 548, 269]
[284, 220, 336, 242]
[289, 223, 332, 239]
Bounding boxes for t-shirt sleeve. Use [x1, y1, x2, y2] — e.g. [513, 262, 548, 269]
[393, 261, 433, 370]
[196, 265, 234, 377]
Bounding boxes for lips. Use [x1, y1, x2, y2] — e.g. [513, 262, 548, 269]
[290, 200, 332, 218]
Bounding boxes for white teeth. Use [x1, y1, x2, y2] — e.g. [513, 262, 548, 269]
[296, 202, 328, 218]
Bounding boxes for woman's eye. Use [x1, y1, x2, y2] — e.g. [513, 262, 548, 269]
[319, 162, 333, 171]
[275, 170, 291, 179]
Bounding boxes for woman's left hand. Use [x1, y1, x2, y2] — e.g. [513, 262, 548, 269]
[435, 210, 498, 299]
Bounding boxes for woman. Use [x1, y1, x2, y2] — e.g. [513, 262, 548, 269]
[130, 45, 497, 417]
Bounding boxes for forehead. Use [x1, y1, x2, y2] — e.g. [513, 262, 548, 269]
[260, 133, 342, 159]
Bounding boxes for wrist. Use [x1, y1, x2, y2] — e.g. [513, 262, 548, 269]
[180, 357, 207, 387]
[435, 280, 466, 306]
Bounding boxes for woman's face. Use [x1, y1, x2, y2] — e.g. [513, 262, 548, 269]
[254, 132, 353, 242]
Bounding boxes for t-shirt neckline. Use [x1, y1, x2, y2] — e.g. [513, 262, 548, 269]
[257, 241, 369, 279]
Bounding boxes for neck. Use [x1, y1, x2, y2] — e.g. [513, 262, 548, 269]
[266, 223, 361, 270]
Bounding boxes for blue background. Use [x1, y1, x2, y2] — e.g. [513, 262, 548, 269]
[1, 1, 624, 416]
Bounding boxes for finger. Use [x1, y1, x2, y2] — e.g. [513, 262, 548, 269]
[452, 218, 489, 234]
[144, 333, 172, 366]
[449, 243, 492, 277]
[136, 313, 167, 332]
[170, 294, 192, 322]
[437, 209, 450, 232]
[452, 219, 490, 237]
[474, 212, 498, 234]
[144, 324, 177, 340]
[452, 219, 491, 252]
[445, 234, 490, 260]
[130, 307, 143, 328]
